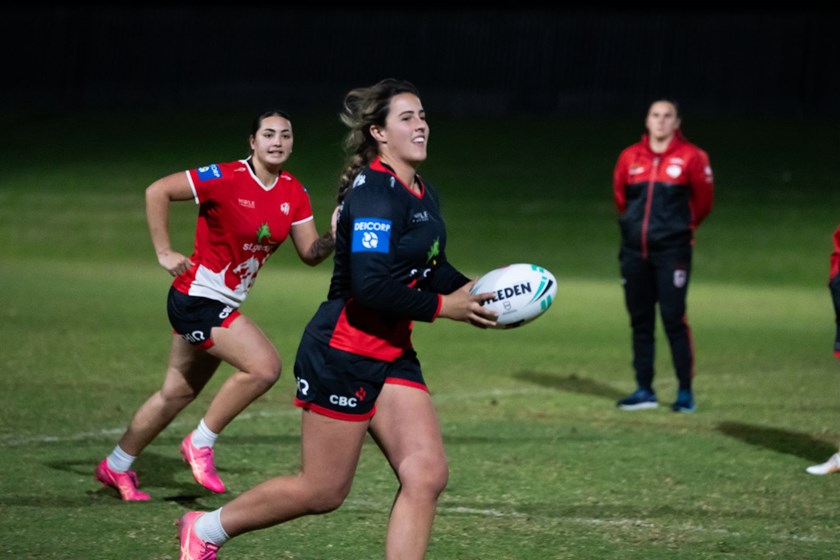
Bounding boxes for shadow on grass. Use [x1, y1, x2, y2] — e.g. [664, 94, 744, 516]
[513, 370, 625, 401]
[716, 421, 836, 462]
[42, 452, 233, 505]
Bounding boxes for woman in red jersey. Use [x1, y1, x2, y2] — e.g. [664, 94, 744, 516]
[806, 224, 840, 475]
[176, 79, 497, 560]
[613, 99, 714, 414]
[95, 110, 336, 500]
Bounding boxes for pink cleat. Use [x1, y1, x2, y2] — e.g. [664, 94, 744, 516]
[94, 458, 151, 501]
[180, 434, 226, 493]
[177, 512, 220, 560]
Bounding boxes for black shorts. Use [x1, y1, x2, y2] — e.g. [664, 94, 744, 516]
[167, 286, 240, 349]
[293, 331, 427, 421]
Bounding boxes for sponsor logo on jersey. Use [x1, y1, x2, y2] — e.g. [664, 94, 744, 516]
[330, 394, 358, 408]
[182, 330, 207, 344]
[629, 165, 645, 175]
[426, 237, 440, 264]
[256, 222, 273, 244]
[197, 164, 222, 181]
[352, 218, 391, 253]
[674, 269, 687, 288]
[411, 211, 430, 223]
[238, 198, 255, 209]
[352, 174, 366, 188]
[242, 243, 273, 253]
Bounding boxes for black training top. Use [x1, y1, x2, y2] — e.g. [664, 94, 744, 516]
[304, 157, 469, 361]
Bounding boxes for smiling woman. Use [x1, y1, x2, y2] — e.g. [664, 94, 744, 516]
[177, 79, 499, 560]
[94, 110, 336, 501]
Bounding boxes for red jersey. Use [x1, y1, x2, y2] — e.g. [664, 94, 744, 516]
[613, 130, 714, 257]
[172, 159, 313, 307]
[831, 225, 840, 281]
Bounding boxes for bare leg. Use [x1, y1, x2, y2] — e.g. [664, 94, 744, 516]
[369, 384, 449, 560]
[200, 315, 281, 433]
[119, 335, 221, 456]
[219, 410, 370, 535]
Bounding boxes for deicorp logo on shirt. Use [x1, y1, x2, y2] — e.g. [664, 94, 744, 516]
[352, 218, 392, 254]
[197, 164, 222, 181]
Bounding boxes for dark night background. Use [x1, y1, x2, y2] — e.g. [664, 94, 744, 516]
[2, 5, 838, 120]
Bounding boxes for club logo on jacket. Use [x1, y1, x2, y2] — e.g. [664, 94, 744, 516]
[666, 165, 683, 179]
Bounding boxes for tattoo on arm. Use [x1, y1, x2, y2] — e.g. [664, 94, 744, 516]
[308, 230, 336, 263]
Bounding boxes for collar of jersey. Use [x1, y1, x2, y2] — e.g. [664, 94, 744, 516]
[371, 157, 424, 199]
[243, 157, 280, 191]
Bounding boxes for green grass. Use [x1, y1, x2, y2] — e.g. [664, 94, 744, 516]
[1, 111, 839, 558]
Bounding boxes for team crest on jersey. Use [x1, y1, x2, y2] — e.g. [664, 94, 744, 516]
[280, 202, 290, 215]
[197, 164, 222, 181]
[352, 218, 391, 254]
[673, 269, 687, 288]
[666, 165, 683, 179]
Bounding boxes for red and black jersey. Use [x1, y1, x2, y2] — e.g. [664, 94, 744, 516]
[172, 158, 313, 307]
[613, 130, 714, 257]
[830, 225, 840, 281]
[303, 157, 469, 361]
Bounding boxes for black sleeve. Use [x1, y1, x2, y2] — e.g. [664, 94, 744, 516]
[428, 259, 470, 295]
[347, 185, 441, 322]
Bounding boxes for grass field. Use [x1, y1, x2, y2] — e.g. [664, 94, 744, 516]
[1, 110, 839, 559]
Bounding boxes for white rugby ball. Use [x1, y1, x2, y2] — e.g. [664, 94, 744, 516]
[470, 263, 557, 329]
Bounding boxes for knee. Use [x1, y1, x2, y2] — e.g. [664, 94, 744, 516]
[661, 313, 688, 335]
[398, 454, 449, 499]
[157, 387, 196, 413]
[303, 484, 351, 515]
[251, 357, 282, 390]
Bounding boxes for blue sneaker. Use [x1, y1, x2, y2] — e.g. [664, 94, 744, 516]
[671, 389, 696, 413]
[616, 388, 658, 410]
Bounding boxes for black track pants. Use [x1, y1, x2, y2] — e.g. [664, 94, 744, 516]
[620, 247, 694, 392]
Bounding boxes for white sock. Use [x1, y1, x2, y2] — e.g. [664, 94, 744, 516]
[106, 445, 136, 473]
[190, 418, 219, 449]
[195, 508, 230, 546]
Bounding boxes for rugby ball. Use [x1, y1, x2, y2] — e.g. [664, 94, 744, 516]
[470, 263, 557, 329]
